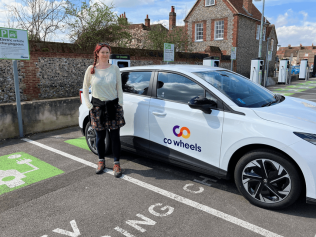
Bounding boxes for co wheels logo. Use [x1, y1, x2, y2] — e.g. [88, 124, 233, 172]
[164, 125, 202, 152]
[173, 126, 190, 139]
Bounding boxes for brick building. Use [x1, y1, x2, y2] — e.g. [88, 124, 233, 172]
[116, 1, 278, 77]
[114, 13, 169, 49]
[277, 44, 316, 67]
[116, 7, 184, 50]
[184, 0, 278, 77]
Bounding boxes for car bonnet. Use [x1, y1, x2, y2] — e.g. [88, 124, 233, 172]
[251, 97, 316, 133]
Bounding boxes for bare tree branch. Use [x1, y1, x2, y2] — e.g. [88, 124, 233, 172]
[6, 0, 67, 41]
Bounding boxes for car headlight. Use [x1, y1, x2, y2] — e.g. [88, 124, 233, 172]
[294, 132, 316, 145]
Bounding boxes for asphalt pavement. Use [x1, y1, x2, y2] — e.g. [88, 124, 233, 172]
[0, 78, 316, 237]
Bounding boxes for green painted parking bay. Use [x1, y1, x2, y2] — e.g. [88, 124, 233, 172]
[271, 80, 316, 96]
[64, 137, 90, 151]
[0, 152, 64, 195]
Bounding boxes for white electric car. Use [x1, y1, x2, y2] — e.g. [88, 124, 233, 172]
[79, 65, 316, 209]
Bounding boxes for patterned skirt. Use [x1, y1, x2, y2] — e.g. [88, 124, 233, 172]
[90, 104, 125, 131]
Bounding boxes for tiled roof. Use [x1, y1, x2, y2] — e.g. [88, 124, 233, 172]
[128, 23, 168, 31]
[128, 24, 147, 30]
[184, 0, 268, 22]
[277, 46, 316, 57]
[229, 0, 265, 21]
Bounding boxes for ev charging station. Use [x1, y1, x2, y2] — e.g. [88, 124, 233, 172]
[250, 58, 264, 84]
[203, 56, 220, 67]
[278, 59, 289, 84]
[109, 54, 130, 68]
[299, 59, 309, 80]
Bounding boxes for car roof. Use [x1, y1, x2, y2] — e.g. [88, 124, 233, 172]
[119, 64, 226, 73]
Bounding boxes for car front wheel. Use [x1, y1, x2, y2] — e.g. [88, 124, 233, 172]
[85, 121, 111, 156]
[234, 149, 301, 209]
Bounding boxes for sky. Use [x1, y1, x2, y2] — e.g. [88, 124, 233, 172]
[1, 0, 315, 47]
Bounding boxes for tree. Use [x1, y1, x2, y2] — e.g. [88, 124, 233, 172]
[144, 24, 192, 52]
[64, 1, 131, 48]
[6, 0, 67, 41]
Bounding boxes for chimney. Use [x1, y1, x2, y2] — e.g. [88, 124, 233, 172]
[124, 12, 128, 23]
[243, 0, 252, 14]
[169, 6, 176, 30]
[145, 15, 150, 27]
[288, 44, 291, 49]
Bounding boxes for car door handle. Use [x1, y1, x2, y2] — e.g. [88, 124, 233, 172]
[152, 112, 166, 116]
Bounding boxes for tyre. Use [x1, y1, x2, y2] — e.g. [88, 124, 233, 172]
[234, 149, 301, 209]
[85, 121, 111, 155]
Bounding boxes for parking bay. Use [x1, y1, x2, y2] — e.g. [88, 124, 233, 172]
[1, 127, 316, 237]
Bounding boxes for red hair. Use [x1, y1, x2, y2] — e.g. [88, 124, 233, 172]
[91, 43, 111, 74]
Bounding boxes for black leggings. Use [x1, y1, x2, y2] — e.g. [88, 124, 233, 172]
[95, 128, 121, 162]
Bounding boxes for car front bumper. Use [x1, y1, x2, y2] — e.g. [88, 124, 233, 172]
[286, 140, 316, 204]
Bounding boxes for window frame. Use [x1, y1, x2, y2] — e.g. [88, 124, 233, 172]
[214, 20, 224, 40]
[152, 70, 223, 111]
[270, 38, 274, 51]
[256, 25, 266, 41]
[205, 0, 215, 6]
[195, 23, 204, 41]
[120, 70, 154, 97]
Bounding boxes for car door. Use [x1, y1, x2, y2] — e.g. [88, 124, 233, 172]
[148, 71, 224, 174]
[120, 70, 154, 156]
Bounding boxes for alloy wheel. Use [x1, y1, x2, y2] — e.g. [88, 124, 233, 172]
[242, 159, 291, 203]
[86, 126, 97, 153]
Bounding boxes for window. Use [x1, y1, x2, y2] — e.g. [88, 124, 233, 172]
[256, 25, 266, 41]
[205, 91, 218, 104]
[157, 72, 205, 104]
[205, 0, 215, 6]
[193, 70, 276, 108]
[195, 23, 203, 41]
[121, 71, 151, 95]
[270, 39, 274, 51]
[215, 20, 224, 40]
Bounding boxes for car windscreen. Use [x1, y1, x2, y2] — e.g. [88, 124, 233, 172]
[192, 70, 276, 108]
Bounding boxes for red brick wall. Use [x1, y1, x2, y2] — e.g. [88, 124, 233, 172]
[243, 0, 252, 14]
[211, 21, 214, 41]
[15, 41, 208, 101]
[232, 15, 239, 47]
[21, 52, 93, 100]
[203, 20, 207, 41]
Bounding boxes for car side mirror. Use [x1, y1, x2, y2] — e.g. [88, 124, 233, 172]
[188, 96, 217, 114]
[157, 81, 164, 89]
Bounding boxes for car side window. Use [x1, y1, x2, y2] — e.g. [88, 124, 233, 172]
[205, 91, 218, 104]
[121, 71, 151, 95]
[157, 72, 204, 103]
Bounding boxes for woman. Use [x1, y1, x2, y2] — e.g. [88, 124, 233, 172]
[82, 43, 125, 177]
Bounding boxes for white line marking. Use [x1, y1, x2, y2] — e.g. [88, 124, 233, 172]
[183, 183, 204, 193]
[114, 227, 135, 237]
[22, 138, 283, 237]
[52, 220, 80, 237]
[126, 214, 156, 232]
[148, 203, 174, 217]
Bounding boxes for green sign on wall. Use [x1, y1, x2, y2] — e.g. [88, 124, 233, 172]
[0, 27, 30, 60]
